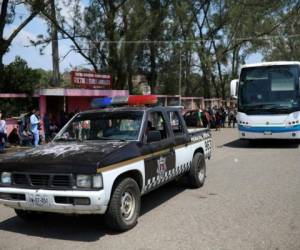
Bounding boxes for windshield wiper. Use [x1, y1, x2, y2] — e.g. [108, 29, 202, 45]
[94, 137, 127, 142]
[54, 138, 75, 142]
[54, 138, 83, 142]
[95, 137, 113, 140]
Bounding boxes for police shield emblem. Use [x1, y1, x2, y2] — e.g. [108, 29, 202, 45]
[157, 156, 167, 177]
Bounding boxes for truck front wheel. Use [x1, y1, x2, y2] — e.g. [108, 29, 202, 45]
[105, 178, 141, 231]
[188, 152, 206, 188]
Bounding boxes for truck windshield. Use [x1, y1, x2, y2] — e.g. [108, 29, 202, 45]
[54, 111, 144, 142]
[238, 65, 300, 114]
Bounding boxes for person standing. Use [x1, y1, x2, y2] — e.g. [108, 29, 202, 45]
[0, 111, 7, 152]
[43, 113, 50, 142]
[201, 110, 208, 128]
[215, 110, 222, 131]
[30, 108, 40, 147]
[196, 109, 203, 127]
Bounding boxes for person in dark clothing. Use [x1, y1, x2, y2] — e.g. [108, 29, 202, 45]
[8, 128, 20, 145]
[215, 111, 222, 131]
[20, 127, 33, 146]
[43, 113, 51, 142]
[220, 107, 227, 128]
[228, 109, 237, 128]
[59, 111, 68, 129]
[201, 111, 208, 128]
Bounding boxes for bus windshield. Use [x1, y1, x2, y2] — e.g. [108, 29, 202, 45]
[238, 65, 300, 114]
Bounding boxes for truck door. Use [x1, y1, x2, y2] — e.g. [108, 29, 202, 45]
[168, 110, 192, 171]
[168, 110, 189, 146]
[143, 111, 175, 192]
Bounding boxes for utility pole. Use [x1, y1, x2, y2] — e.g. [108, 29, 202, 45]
[50, 0, 60, 87]
[179, 46, 182, 105]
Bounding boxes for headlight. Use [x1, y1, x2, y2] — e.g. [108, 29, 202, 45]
[76, 174, 103, 189]
[76, 175, 92, 188]
[92, 174, 103, 188]
[1, 172, 12, 185]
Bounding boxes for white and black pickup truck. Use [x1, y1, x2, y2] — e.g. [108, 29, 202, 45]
[0, 106, 212, 231]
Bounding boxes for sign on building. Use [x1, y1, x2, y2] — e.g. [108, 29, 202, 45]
[70, 71, 112, 89]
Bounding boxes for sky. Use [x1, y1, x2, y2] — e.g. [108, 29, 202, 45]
[3, 1, 88, 71]
[3, 1, 263, 72]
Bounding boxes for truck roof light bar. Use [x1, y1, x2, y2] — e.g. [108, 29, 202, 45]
[91, 95, 158, 108]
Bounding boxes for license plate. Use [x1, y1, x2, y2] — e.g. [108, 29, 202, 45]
[264, 131, 272, 135]
[28, 194, 51, 208]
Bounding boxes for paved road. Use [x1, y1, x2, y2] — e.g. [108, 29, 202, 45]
[0, 129, 300, 250]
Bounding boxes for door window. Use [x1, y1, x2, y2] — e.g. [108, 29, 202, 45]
[146, 112, 168, 141]
[168, 111, 184, 136]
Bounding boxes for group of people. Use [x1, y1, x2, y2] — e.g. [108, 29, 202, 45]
[0, 104, 237, 152]
[0, 108, 42, 149]
[0, 108, 77, 151]
[196, 106, 237, 130]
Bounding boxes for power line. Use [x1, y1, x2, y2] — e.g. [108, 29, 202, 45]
[67, 34, 300, 46]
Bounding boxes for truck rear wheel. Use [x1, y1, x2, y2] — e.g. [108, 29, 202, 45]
[188, 152, 206, 188]
[105, 178, 141, 231]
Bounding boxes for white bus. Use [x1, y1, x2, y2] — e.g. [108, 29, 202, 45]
[231, 61, 300, 139]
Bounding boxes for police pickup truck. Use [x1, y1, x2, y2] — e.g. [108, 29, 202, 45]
[0, 96, 212, 231]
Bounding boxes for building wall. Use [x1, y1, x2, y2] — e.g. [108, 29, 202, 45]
[67, 96, 94, 113]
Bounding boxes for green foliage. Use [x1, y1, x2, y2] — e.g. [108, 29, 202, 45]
[0, 56, 41, 94]
[262, 2, 300, 61]
[0, 57, 42, 117]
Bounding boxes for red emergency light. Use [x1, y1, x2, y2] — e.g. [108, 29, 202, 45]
[128, 95, 157, 105]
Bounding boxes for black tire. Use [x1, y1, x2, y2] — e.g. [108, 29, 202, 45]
[14, 209, 42, 221]
[188, 152, 206, 188]
[105, 178, 141, 231]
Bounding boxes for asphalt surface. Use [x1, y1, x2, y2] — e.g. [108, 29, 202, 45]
[0, 128, 300, 250]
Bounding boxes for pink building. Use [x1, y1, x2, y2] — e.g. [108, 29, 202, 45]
[0, 88, 129, 135]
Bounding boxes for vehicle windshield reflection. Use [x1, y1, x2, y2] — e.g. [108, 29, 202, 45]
[54, 111, 143, 142]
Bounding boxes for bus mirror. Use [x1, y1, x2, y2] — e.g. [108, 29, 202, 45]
[230, 79, 239, 99]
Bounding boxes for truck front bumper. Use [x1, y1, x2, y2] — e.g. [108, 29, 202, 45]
[0, 187, 108, 214]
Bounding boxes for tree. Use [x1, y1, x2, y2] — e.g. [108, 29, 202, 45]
[0, 0, 42, 72]
[0, 56, 42, 116]
[1, 56, 41, 93]
[24, 0, 300, 98]
[261, 1, 300, 61]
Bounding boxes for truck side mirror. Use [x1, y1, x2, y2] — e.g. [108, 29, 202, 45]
[230, 79, 239, 99]
[147, 130, 161, 143]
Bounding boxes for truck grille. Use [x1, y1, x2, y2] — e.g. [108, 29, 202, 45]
[13, 173, 28, 185]
[12, 173, 73, 189]
[52, 175, 72, 187]
[30, 174, 50, 186]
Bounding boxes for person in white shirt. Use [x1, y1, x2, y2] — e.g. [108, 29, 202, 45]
[0, 111, 7, 152]
[30, 108, 40, 147]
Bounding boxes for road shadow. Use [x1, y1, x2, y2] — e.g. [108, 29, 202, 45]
[223, 139, 300, 149]
[0, 182, 186, 242]
[0, 213, 109, 242]
[140, 181, 186, 215]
